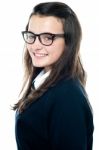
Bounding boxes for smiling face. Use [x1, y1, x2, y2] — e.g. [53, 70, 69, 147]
[26, 15, 65, 72]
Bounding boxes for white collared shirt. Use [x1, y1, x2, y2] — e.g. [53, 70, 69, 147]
[32, 70, 51, 89]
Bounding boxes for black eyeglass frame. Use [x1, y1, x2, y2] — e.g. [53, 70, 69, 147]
[22, 31, 65, 46]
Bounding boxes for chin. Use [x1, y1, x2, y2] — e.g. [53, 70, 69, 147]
[33, 63, 45, 68]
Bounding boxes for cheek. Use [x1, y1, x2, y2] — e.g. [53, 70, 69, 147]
[49, 44, 65, 60]
[52, 50, 64, 61]
[26, 44, 31, 51]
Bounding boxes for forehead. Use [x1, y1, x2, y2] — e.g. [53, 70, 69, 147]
[28, 15, 64, 33]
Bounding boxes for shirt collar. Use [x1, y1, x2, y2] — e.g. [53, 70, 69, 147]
[33, 70, 51, 89]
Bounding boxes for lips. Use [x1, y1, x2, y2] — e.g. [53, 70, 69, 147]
[33, 52, 48, 57]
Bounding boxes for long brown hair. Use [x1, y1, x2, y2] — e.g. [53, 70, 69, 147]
[13, 2, 86, 113]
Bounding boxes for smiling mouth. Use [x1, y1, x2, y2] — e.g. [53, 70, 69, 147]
[33, 52, 48, 57]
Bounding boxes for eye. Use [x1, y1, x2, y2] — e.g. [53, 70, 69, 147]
[42, 34, 53, 41]
[27, 33, 35, 39]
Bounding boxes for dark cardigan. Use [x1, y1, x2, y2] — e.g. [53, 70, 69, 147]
[15, 78, 94, 150]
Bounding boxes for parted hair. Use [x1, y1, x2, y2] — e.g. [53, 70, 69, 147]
[13, 2, 86, 113]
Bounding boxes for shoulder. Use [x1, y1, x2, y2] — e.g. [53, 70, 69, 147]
[49, 78, 87, 102]
[40, 78, 92, 117]
[46, 77, 93, 125]
[45, 78, 92, 117]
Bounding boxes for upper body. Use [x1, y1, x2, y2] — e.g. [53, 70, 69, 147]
[15, 77, 93, 150]
[14, 2, 94, 150]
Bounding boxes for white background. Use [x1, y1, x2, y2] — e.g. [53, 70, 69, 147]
[0, 0, 98, 149]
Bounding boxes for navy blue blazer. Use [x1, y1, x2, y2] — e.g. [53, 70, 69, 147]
[15, 78, 94, 150]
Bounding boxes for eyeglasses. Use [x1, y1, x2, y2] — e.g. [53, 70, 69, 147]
[22, 31, 65, 46]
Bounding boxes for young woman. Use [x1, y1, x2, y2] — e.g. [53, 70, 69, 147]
[14, 2, 94, 150]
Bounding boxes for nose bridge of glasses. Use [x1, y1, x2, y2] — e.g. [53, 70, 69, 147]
[33, 33, 42, 44]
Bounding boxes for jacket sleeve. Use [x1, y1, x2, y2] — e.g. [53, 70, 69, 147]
[47, 89, 93, 150]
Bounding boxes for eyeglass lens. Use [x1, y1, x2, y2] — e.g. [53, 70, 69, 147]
[23, 32, 54, 45]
